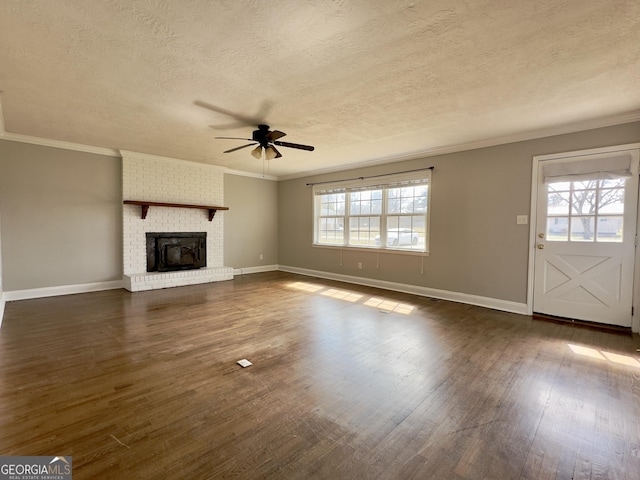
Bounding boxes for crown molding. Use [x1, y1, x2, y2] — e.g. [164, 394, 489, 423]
[2, 91, 638, 181]
[0, 131, 120, 157]
[0, 128, 273, 179]
[278, 111, 640, 181]
[119, 149, 228, 172]
[0, 97, 119, 156]
[223, 167, 278, 181]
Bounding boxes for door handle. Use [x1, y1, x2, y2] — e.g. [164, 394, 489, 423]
[537, 244, 545, 249]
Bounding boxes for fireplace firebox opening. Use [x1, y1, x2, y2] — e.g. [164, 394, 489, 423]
[146, 232, 207, 272]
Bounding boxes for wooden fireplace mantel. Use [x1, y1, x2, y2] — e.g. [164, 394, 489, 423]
[123, 200, 229, 221]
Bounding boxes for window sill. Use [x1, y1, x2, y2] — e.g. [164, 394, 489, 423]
[312, 243, 429, 257]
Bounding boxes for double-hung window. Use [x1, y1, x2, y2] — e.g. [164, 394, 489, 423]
[313, 170, 431, 253]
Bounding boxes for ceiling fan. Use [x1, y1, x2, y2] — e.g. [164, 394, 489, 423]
[216, 125, 315, 160]
[194, 101, 314, 160]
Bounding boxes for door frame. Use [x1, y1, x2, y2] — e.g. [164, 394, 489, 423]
[526, 143, 640, 332]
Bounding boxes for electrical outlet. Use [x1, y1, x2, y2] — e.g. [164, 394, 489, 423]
[358, 262, 363, 269]
[259, 254, 263, 260]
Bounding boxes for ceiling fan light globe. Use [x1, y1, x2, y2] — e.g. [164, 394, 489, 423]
[251, 146, 263, 159]
[265, 146, 278, 160]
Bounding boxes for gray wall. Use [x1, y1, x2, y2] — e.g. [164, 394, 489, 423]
[1, 121, 638, 302]
[0, 140, 123, 290]
[224, 173, 278, 269]
[0, 140, 279, 293]
[278, 122, 640, 304]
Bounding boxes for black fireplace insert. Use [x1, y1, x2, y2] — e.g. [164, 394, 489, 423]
[146, 232, 207, 272]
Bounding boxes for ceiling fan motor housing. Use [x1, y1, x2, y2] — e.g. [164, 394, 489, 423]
[253, 125, 271, 146]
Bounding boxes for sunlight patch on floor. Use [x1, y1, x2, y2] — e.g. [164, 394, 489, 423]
[364, 297, 414, 314]
[286, 282, 415, 315]
[568, 344, 640, 368]
[601, 351, 640, 368]
[320, 288, 363, 302]
[287, 281, 325, 293]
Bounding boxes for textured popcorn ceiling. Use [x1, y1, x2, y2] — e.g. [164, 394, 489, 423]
[0, 1, 639, 178]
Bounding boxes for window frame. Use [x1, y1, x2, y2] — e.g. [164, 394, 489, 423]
[312, 171, 431, 254]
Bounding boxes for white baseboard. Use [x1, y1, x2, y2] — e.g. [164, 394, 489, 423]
[234, 265, 279, 276]
[278, 265, 528, 316]
[1, 267, 529, 325]
[1, 266, 277, 302]
[0, 292, 5, 328]
[4, 280, 124, 302]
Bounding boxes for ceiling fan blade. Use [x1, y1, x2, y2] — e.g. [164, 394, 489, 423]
[266, 130, 286, 142]
[265, 145, 282, 160]
[223, 143, 257, 153]
[273, 140, 315, 151]
[251, 146, 263, 159]
[215, 136, 254, 141]
[209, 121, 248, 130]
[195, 100, 263, 126]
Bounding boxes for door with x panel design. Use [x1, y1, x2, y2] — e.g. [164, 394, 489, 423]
[533, 147, 639, 327]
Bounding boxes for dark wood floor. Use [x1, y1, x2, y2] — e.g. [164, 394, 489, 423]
[1, 272, 639, 479]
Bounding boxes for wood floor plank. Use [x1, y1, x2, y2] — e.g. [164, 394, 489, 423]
[1, 271, 639, 479]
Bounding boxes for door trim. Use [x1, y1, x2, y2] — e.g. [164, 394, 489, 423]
[527, 143, 640, 332]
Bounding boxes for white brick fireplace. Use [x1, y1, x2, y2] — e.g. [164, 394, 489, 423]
[121, 151, 233, 291]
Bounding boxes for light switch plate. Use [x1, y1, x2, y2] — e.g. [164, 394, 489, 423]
[516, 215, 528, 225]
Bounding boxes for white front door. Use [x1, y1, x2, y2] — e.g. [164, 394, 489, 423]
[533, 147, 639, 327]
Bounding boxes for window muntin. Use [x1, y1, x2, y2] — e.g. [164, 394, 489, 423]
[546, 178, 625, 242]
[349, 216, 380, 246]
[314, 172, 430, 252]
[317, 193, 345, 244]
[350, 190, 382, 215]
